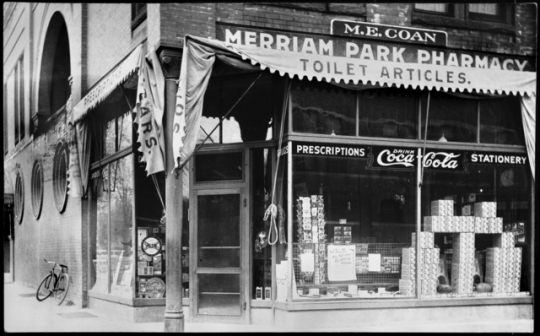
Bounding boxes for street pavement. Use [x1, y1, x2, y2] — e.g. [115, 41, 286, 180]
[4, 281, 534, 333]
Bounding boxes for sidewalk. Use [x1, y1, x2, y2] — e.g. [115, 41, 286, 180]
[4, 281, 534, 333]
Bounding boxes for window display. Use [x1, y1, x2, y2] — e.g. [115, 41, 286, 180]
[292, 149, 416, 298]
[421, 162, 531, 297]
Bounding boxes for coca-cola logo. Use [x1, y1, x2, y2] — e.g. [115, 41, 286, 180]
[376, 149, 416, 167]
[422, 151, 461, 169]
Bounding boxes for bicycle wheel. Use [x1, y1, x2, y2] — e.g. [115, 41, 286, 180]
[54, 273, 70, 305]
[36, 274, 56, 301]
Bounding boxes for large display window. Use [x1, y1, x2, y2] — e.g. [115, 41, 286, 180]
[290, 147, 416, 299]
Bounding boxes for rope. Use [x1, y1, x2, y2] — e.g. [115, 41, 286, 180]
[420, 91, 431, 187]
[151, 174, 165, 209]
[265, 79, 293, 245]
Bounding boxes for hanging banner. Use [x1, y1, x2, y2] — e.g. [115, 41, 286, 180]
[215, 25, 535, 96]
[135, 48, 166, 175]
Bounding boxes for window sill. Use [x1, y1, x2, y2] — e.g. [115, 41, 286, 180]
[88, 290, 189, 306]
[274, 295, 532, 311]
[412, 12, 515, 34]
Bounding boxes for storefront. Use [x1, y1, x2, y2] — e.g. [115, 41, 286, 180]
[171, 22, 535, 327]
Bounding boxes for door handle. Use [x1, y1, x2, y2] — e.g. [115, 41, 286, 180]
[243, 302, 246, 310]
[244, 198, 247, 207]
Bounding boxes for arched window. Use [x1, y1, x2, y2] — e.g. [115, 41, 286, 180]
[31, 160, 44, 219]
[53, 142, 69, 213]
[14, 170, 24, 224]
[36, 12, 71, 129]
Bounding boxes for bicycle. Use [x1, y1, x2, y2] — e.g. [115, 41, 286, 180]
[36, 259, 70, 305]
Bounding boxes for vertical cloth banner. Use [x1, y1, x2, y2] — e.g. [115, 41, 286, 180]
[66, 94, 83, 197]
[135, 48, 166, 175]
[521, 95, 536, 180]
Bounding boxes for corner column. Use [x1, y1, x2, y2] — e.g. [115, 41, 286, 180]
[160, 49, 184, 332]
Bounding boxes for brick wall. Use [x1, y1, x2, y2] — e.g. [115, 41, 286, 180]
[86, 3, 134, 89]
[7, 112, 84, 307]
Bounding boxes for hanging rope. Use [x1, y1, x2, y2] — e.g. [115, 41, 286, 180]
[151, 174, 165, 209]
[264, 79, 293, 245]
[420, 91, 431, 187]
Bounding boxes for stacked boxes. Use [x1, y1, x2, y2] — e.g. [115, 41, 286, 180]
[420, 247, 440, 296]
[473, 202, 502, 233]
[451, 233, 475, 293]
[431, 200, 454, 216]
[412, 232, 434, 248]
[399, 248, 416, 296]
[485, 235, 522, 293]
[296, 195, 327, 284]
[424, 200, 502, 233]
[474, 202, 497, 217]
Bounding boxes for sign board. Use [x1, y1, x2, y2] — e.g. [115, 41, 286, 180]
[327, 244, 357, 281]
[367, 146, 417, 170]
[141, 236, 162, 256]
[331, 20, 448, 47]
[292, 141, 368, 158]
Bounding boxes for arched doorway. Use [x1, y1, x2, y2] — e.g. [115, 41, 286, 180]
[35, 12, 71, 131]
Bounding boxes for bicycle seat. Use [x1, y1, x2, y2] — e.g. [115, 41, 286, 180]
[59, 264, 68, 270]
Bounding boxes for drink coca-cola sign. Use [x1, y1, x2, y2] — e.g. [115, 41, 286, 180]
[368, 146, 417, 170]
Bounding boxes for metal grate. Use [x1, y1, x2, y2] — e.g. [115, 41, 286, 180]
[293, 243, 408, 287]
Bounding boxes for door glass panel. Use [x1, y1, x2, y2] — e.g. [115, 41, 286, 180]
[198, 194, 240, 247]
[199, 248, 240, 268]
[198, 274, 241, 315]
[199, 293, 241, 315]
[195, 153, 243, 182]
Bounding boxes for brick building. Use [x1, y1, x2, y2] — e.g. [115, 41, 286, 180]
[3, 3, 536, 328]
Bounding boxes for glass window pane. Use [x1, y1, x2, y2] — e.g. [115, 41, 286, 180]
[118, 110, 133, 151]
[198, 194, 240, 247]
[198, 274, 241, 315]
[422, 163, 531, 295]
[104, 118, 116, 157]
[480, 97, 524, 145]
[421, 93, 477, 143]
[469, 4, 498, 15]
[110, 155, 134, 298]
[198, 294, 241, 315]
[358, 89, 418, 139]
[199, 248, 240, 268]
[415, 3, 449, 13]
[292, 81, 356, 136]
[292, 154, 416, 298]
[195, 152, 243, 182]
[251, 148, 273, 297]
[92, 165, 109, 293]
[199, 274, 240, 293]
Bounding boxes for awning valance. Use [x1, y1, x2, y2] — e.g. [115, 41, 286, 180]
[173, 35, 535, 179]
[73, 44, 143, 123]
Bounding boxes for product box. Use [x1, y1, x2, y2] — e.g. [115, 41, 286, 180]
[401, 264, 416, 280]
[431, 200, 454, 216]
[462, 205, 472, 216]
[402, 248, 416, 265]
[412, 232, 434, 248]
[474, 202, 497, 218]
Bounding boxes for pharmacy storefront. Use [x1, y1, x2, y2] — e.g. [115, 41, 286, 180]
[172, 21, 536, 327]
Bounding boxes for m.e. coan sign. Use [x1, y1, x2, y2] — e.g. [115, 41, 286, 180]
[331, 20, 448, 47]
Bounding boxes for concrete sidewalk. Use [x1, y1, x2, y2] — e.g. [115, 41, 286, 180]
[4, 281, 534, 333]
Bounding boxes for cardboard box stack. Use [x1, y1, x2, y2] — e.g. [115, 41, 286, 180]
[473, 202, 502, 233]
[485, 232, 521, 293]
[451, 233, 475, 293]
[424, 200, 475, 233]
[296, 195, 327, 285]
[398, 247, 416, 296]
[420, 246, 439, 296]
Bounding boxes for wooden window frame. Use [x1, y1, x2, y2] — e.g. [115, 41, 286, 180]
[131, 3, 147, 30]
